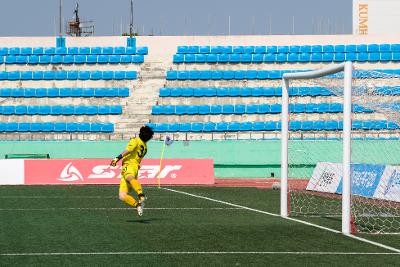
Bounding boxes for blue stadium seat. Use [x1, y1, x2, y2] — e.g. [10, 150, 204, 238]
[293, 104, 305, 113]
[181, 87, 193, 96]
[311, 53, 322, 62]
[305, 103, 319, 113]
[217, 54, 229, 63]
[8, 71, 20, 80]
[85, 55, 97, 64]
[205, 54, 217, 63]
[356, 44, 367, 52]
[98, 106, 110, 114]
[114, 71, 125, 80]
[204, 87, 216, 97]
[191, 123, 204, 132]
[289, 121, 301, 131]
[252, 54, 264, 63]
[90, 47, 102, 55]
[90, 71, 102, 80]
[16, 55, 27, 64]
[198, 105, 211, 115]
[288, 53, 299, 62]
[167, 87, 180, 97]
[227, 122, 240, 132]
[203, 122, 215, 132]
[199, 71, 211, 80]
[229, 53, 240, 63]
[39, 106, 51, 115]
[42, 71, 55, 80]
[118, 87, 129, 97]
[195, 54, 206, 63]
[222, 105, 234, 114]
[0, 47, 8, 56]
[345, 45, 357, 52]
[329, 103, 342, 113]
[263, 53, 275, 63]
[311, 45, 322, 52]
[241, 87, 252, 97]
[300, 45, 311, 53]
[35, 88, 46, 97]
[177, 46, 188, 54]
[0, 88, 11, 97]
[232, 46, 244, 54]
[58, 88, 71, 97]
[78, 71, 90, 80]
[210, 46, 222, 54]
[30, 122, 42, 132]
[66, 122, 78, 132]
[67, 47, 79, 55]
[15, 105, 27, 115]
[318, 103, 329, 113]
[299, 53, 311, 62]
[179, 123, 191, 132]
[50, 55, 62, 65]
[62, 55, 73, 64]
[238, 122, 251, 131]
[27, 55, 38, 64]
[70, 88, 82, 97]
[234, 104, 245, 114]
[257, 104, 270, 114]
[246, 70, 257, 80]
[222, 70, 235, 80]
[152, 106, 163, 115]
[20, 71, 32, 80]
[109, 55, 121, 64]
[136, 47, 148, 55]
[265, 121, 277, 131]
[27, 106, 39, 115]
[211, 70, 223, 80]
[246, 104, 258, 114]
[120, 55, 132, 64]
[334, 45, 345, 53]
[5, 55, 16, 64]
[96, 55, 108, 64]
[276, 53, 287, 62]
[252, 122, 265, 131]
[277, 46, 289, 53]
[241, 54, 252, 63]
[270, 104, 281, 114]
[188, 70, 200, 80]
[379, 44, 391, 52]
[228, 87, 240, 97]
[193, 88, 204, 97]
[244, 46, 255, 54]
[23, 88, 35, 97]
[42, 122, 54, 132]
[88, 123, 102, 132]
[254, 46, 266, 53]
[100, 47, 113, 55]
[114, 46, 125, 55]
[82, 88, 94, 97]
[380, 52, 392, 61]
[215, 122, 228, 132]
[167, 123, 179, 132]
[210, 105, 222, 114]
[55, 47, 67, 56]
[175, 105, 187, 115]
[234, 70, 246, 80]
[55, 71, 67, 80]
[51, 106, 63, 115]
[326, 121, 339, 130]
[74, 55, 86, 64]
[167, 70, 178, 80]
[5, 122, 18, 132]
[301, 121, 313, 131]
[216, 88, 229, 97]
[345, 52, 357, 61]
[11, 88, 24, 97]
[267, 46, 278, 53]
[20, 47, 32, 55]
[2, 106, 15, 115]
[101, 71, 112, 80]
[66, 71, 78, 80]
[8, 47, 20, 55]
[367, 44, 379, 52]
[369, 52, 380, 62]
[78, 47, 90, 55]
[100, 123, 114, 133]
[159, 88, 170, 97]
[76, 123, 90, 132]
[313, 121, 326, 131]
[63, 106, 74, 115]
[18, 123, 30, 132]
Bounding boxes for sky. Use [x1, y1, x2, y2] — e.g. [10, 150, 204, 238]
[0, 0, 353, 36]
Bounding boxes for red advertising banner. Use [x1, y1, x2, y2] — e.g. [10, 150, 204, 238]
[24, 159, 214, 185]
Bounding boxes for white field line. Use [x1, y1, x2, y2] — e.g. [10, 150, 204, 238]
[162, 188, 400, 254]
[0, 207, 241, 211]
[1, 251, 400, 257]
[0, 196, 116, 199]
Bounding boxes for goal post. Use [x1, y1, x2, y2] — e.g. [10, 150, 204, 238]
[280, 62, 353, 234]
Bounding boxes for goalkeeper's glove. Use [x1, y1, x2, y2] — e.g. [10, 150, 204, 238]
[110, 154, 123, 167]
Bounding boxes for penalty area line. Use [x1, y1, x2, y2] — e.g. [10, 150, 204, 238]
[1, 251, 399, 256]
[162, 187, 400, 254]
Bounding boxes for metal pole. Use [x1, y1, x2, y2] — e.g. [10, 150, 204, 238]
[130, 0, 134, 36]
[59, 0, 63, 36]
[342, 61, 353, 234]
[281, 78, 289, 217]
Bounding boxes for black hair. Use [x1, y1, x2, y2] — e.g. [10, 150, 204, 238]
[139, 126, 154, 143]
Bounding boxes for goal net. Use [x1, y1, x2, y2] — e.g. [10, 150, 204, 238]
[281, 62, 400, 234]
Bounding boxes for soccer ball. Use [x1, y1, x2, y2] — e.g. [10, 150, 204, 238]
[165, 136, 174, 146]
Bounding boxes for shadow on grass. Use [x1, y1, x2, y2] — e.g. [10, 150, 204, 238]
[126, 218, 159, 224]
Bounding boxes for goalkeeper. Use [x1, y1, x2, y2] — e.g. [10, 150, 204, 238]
[110, 126, 154, 216]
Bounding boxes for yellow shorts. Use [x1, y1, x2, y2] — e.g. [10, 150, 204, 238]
[119, 164, 139, 193]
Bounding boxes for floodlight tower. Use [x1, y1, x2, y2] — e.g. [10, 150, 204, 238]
[129, 0, 134, 37]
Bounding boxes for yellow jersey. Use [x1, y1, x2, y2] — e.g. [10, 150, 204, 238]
[122, 137, 148, 166]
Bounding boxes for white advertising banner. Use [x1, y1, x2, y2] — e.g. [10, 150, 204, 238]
[374, 165, 400, 202]
[0, 159, 25, 185]
[353, 0, 400, 35]
[306, 162, 342, 193]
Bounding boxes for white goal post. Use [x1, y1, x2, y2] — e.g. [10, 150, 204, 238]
[280, 62, 353, 234]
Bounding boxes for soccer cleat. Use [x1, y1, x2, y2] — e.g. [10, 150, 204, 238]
[136, 203, 143, 217]
[138, 194, 146, 210]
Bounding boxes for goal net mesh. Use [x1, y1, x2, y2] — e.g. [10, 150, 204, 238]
[287, 68, 400, 234]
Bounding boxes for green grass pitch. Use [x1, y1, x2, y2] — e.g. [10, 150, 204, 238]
[0, 185, 399, 266]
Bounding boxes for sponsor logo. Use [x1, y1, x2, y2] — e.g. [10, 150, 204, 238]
[88, 165, 121, 179]
[384, 170, 400, 196]
[58, 162, 83, 182]
[138, 165, 182, 179]
[358, 4, 368, 34]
